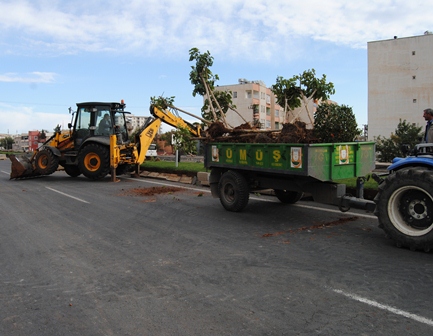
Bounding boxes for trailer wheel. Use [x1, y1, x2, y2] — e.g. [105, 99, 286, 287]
[274, 189, 304, 204]
[78, 144, 110, 180]
[64, 165, 81, 177]
[218, 170, 249, 212]
[35, 149, 59, 175]
[375, 168, 433, 251]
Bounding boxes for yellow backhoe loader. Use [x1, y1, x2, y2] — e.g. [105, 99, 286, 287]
[9, 101, 202, 181]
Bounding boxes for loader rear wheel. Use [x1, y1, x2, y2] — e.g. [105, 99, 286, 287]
[218, 170, 249, 212]
[274, 189, 304, 204]
[78, 144, 110, 180]
[375, 168, 433, 251]
[64, 165, 81, 177]
[35, 149, 59, 175]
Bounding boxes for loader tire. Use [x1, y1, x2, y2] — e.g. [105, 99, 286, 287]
[35, 149, 59, 175]
[218, 170, 249, 212]
[374, 167, 433, 252]
[78, 144, 110, 180]
[64, 165, 81, 177]
[274, 189, 304, 204]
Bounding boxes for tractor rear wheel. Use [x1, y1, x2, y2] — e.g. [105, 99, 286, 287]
[78, 144, 110, 180]
[35, 149, 59, 175]
[218, 170, 249, 212]
[375, 167, 433, 251]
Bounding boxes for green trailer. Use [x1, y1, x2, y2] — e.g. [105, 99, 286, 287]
[205, 142, 376, 212]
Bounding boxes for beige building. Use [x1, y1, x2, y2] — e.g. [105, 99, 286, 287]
[214, 79, 320, 130]
[368, 32, 433, 140]
[213, 79, 283, 130]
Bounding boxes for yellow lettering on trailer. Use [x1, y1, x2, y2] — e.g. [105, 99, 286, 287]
[226, 148, 233, 159]
[273, 150, 281, 162]
[256, 150, 263, 161]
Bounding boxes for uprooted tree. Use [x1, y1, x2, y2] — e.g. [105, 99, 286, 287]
[189, 47, 247, 128]
[150, 48, 359, 145]
[271, 69, 335, 126]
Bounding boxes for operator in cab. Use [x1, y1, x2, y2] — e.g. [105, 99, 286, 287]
[98, 113, 112, 136]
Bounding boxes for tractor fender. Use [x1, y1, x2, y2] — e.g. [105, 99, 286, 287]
[388, 156, 433, 172]
[39, 145, 61, 157]
[81, 137, 110, 148]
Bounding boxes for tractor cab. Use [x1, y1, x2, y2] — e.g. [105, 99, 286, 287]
[72, 101, 131, 146]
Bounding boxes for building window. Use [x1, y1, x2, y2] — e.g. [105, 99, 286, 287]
[261, 92, 265, 99]
[275, 109, 279, 117]
[260, 105, 265, 113]
[413, 99, 417, 103]
[246, 90, 252, 99]
[266, 107, 271, 116]
[266, 120, 271, 128]
[253, 91, 259, 99]
[266, 94, 271, 104]
[233, 91, 237, 98]
[275, 122, 280, 130]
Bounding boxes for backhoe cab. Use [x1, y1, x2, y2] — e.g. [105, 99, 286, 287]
[10, 101, 160, 181]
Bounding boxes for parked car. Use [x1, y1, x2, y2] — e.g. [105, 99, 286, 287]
[146, 144, 157, 159]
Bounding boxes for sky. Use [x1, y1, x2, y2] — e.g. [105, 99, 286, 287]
[0, 0, 432, 135]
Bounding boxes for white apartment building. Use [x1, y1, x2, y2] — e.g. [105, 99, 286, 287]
[126, 115, 152, 133]
[368, 32, 433, 140]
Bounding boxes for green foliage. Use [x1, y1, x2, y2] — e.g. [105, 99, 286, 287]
[172, 126, 197, 155]
[189, 48, 219, 97]
[271, 76, 301, 110]
[159, 131, 173, 145]
[0, 136, 14, 149]
[201, 90, 235, 121]
[271, 69, 335, 113]
[313, 104, 361, 142]
[189, 47, 235, 123]
[375, 119, 423, 162]
[150, 96, 175, 109]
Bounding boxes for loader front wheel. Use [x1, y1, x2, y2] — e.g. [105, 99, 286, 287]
[375, 168, 433, 251]
[274, 189, 304, 204]
[78, 144, 110, 180]
[35, 149, 59, 175]
[218, 170, 249, 212]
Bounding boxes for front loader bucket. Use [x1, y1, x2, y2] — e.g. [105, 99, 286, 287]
[8, 154, 38, 179]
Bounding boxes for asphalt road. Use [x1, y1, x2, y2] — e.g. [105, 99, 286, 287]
[1, 159, 433, 335]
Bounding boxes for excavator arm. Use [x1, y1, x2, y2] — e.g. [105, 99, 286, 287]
[149, 105, 202, 137]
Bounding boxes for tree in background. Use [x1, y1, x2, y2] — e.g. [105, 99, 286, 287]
[314, 103, 361, 142]
[271, 69, 335, 126]
[0, 136, 14, 150]
[375, 119, 423, 162]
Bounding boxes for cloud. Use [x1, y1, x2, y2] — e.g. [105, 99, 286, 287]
[0, 103, 69, 134]
[1, 0, 432, 61]
[0, 72, 56, 83]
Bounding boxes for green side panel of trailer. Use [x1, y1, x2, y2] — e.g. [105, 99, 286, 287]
[206, 142, 376, 182]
